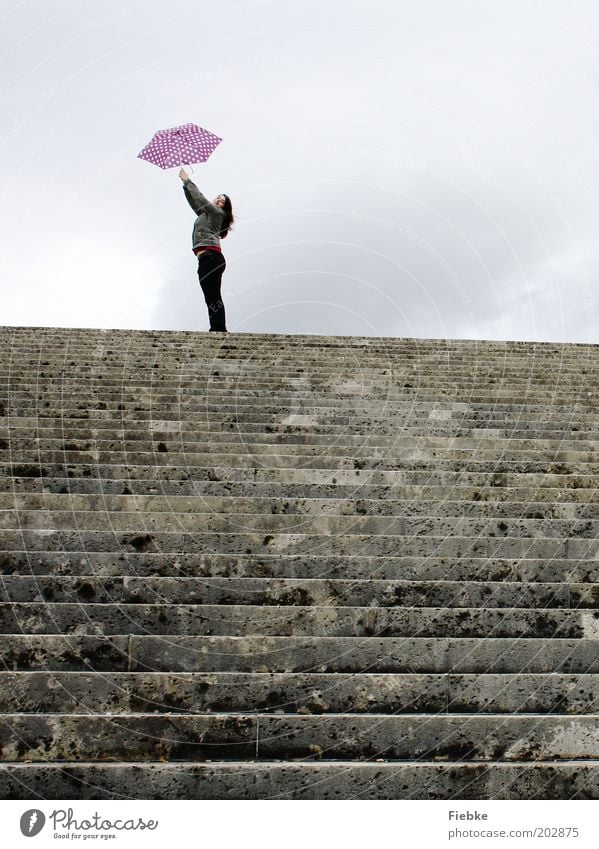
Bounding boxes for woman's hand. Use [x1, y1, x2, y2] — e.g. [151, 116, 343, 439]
[179, 168, 189, 182]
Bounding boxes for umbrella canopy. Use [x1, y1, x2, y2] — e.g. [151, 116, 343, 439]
[137, 123, 222, 169]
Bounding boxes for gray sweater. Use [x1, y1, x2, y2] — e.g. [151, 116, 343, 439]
[182, 179, 225, 250]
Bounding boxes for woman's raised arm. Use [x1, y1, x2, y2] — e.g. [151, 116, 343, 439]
[179, 169, 216, 214]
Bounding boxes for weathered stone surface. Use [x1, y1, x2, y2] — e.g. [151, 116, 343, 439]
[0, 636, 129, 671]
[1, 326, 597, 799]
[0, 575, 577, 608]
[448, 674, 599, 714]
[4, 510, 599, 540]
[3, 492, 599, 518]
[0, 602, 591, 638]
[254, 715, 599, 761]
[2, 672, 597, 715]
[0, 529, 578, 559]
[0, 715, 256, 762]
[2, 551, 598, 582]
[1, 762, 598, 800]
[0, 672, 448, 715]
[1, 714, 599, 762]
[129, 636, 599, 674]
[130, 636, 452, 674]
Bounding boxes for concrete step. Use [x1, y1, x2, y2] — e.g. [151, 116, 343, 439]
[0, 760, 597, 799]
[7, 335, 591, 350]
[2, 551, 598, 582]
[2, 576, 594, 608]
[4, 478, 598, 507]
[6, 407, 598, 428]
[2, 329, 595, 351]
[84, 384, 590, 401]
[4, 423, 599, 444]
[4, 379, 596, 400]
[6, 348, 589, 368]
[2, 350, 593, 369]
[6, 395, 597, 415]
[1, 713, 599, 762]
[6, 409, 599, 428]
[13, 339, 594, 359]
[5, 362, 594, 378]
[4, 332, 594, 349]
[4, 510, 599, 540]
[5, 433, 599, 455]
[5, 447, 597, 468]
[4, 377, 593, 399]
[3, 335, 595, 354]
[3, 336, 594, 352]
[1, 671, 597, 715]
[3, 492, 599, 519]
[5, 444, 597, 473]
[3, 456, 598, 481]
[5, 375, 595, 394]
[3, 634, 599, 674]
[5, 383, 596, 403]
[1, 602, 597, 638]
[2, 325, 597, 800]
[4, 492, 599, 519]
[2, 529, 594, 559]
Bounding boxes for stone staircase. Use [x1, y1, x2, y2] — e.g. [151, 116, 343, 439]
[0, 325, 598, 799]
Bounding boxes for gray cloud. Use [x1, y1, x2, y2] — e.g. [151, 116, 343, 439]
[1, 0, 597, 342]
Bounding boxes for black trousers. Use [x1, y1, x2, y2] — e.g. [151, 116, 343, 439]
[197, 250, 227, 331]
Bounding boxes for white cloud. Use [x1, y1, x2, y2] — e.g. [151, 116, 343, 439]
[3, 234, 162, 330]
[1, 0, 598, 341]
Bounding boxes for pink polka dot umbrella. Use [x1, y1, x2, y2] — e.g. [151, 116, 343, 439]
[137, 123, 223, 169]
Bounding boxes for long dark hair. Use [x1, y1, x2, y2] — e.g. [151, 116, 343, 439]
[219, 194, 234, 238]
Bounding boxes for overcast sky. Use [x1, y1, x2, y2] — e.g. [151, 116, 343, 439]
[1, 0, 598, 341]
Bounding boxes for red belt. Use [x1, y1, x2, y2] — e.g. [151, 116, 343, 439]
[193, 246, 222, 255]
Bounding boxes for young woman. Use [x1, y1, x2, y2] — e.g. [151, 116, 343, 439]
[179, 167, 234, 332]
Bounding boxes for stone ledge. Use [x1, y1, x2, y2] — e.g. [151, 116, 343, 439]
[1, 760, 599, 799]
